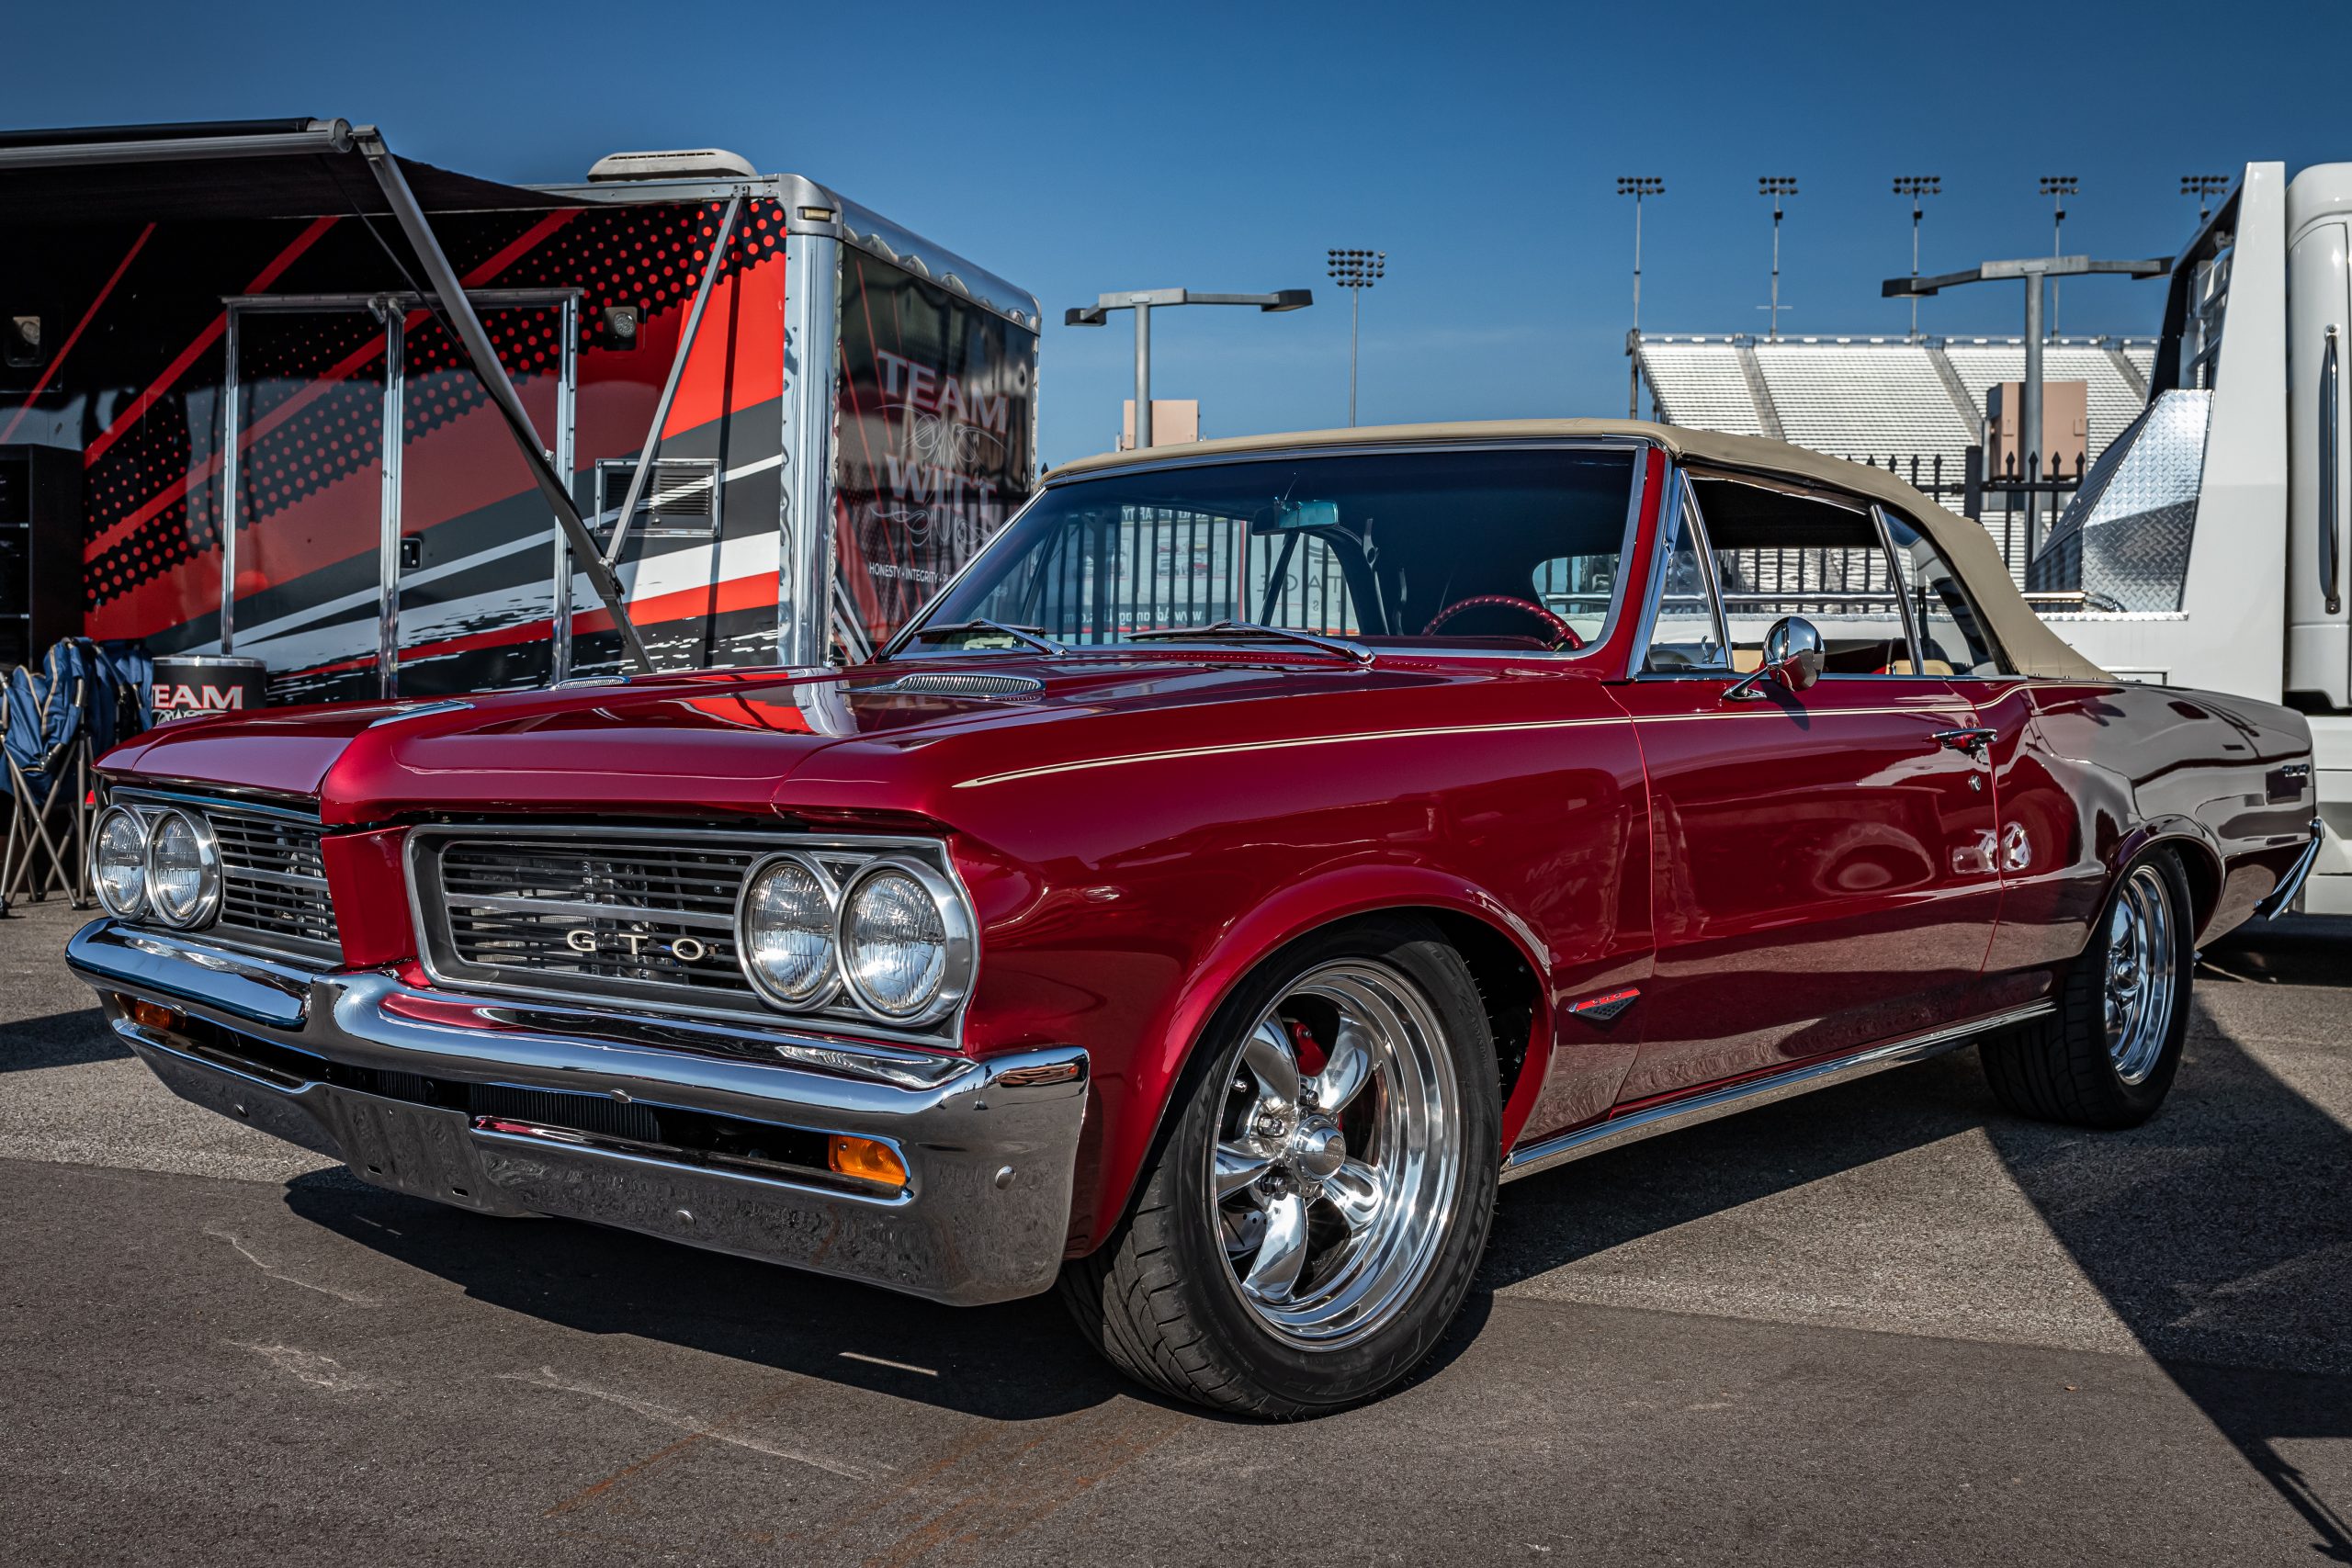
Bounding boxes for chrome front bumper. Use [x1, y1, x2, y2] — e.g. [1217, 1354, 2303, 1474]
[67, 919, 1090, 1305]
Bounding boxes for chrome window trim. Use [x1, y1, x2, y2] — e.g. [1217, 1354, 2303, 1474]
[1871, 503, 1929, 677]
[898, 437, 1657, 666]
[405, 823, 978, 1048]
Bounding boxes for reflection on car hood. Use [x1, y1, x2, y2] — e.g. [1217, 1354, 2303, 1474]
[99, 650, 1569, 826]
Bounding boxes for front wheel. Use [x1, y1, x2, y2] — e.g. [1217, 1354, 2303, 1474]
[1981, 848, 2194, 1128]
[1060, 916, 1498, 1418]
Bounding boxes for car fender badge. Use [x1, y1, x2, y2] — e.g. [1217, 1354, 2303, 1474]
[1569, 987, 1641, 1024]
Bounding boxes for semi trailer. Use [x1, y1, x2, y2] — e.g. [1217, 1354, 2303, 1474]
[0, 119, 1040, 700]
[2030, 160, 2352, 912]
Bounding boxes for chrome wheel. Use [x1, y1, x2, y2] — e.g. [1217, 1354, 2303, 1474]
[1209, 959, 1463, 1348]
[2104, 863, 2177, 1085]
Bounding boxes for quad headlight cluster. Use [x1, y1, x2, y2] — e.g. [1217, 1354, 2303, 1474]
[90, 804, 223, 931]
[736, 852, 975, 1027]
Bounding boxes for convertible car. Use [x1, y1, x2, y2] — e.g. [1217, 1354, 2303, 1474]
[69, 421, 2319, 1417]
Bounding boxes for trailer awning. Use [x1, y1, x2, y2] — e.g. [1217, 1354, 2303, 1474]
[0, 118, 571, 225]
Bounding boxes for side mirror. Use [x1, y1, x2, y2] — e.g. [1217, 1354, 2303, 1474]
[1724, 615, 1825, 701]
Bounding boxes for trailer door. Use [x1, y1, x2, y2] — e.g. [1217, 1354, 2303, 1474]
[2288, 219, 2352, 705]
[392, 299, 575, 698]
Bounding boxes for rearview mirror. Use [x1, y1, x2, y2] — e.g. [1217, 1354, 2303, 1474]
[1250, 499, 1341, 535]
[1724, 615, 1824, 702]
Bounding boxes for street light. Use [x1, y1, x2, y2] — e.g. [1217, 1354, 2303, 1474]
[1619, 176, 1664, 415]
[1326, 248, 1385, 427]
[1892, 175, 1941, 341]
[2040, 175, 2078, 334]
[1758, 177, 1798, 342]
[1065, 287, 1313, 449]
[2182, 174, 2230, 226]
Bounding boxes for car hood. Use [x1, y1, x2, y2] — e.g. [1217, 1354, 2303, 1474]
[100, 652, 1558, 828]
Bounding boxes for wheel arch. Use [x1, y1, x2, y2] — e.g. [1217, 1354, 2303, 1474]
[2115, 818, 2225, 943]
[1082, 865, 1557, 1250]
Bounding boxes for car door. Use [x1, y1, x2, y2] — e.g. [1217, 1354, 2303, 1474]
[1612, 469, 2003, 1102]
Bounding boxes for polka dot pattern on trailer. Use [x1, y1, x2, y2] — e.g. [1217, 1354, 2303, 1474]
[83, 199, 784, 613]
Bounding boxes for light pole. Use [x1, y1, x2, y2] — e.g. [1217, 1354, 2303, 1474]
[1758, 177, 1797, 342]
[1618, 177, 1663, 416]
[2182, 174, 2229, 226]
[1893, 175, 1940, 341]
[1885, 251, 2168, 560]
[2040, 175, 2078, 334]
[1066, 287, 1313, 449]
[1326, 249, 1385, 427]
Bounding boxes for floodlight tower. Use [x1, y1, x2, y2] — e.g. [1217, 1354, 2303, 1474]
[1892, 175, 1940, 340]
[1758, 177, 1798, 342]
[1326, 248, 1385, 427]
[1616, 177, 1664, 333]
[2182, 174, 2229, 225]
[2041, 175, 2078, 334]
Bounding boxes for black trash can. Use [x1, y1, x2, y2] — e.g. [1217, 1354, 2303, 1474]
[150, 654, 268, 725]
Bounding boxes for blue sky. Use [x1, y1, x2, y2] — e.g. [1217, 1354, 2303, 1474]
[11, 0, 2347, 466]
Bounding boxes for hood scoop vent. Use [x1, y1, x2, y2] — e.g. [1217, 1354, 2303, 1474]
[854, 671, 1045, 698]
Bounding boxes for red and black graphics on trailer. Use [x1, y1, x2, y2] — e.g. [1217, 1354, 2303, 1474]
[831, 250, 1036, 657]
[0, 197, 790, 704]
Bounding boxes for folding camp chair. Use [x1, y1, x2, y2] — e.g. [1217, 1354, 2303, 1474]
[0, 655, 93, 914]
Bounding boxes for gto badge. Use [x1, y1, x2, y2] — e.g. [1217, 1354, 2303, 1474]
[563, 928, 712, 964]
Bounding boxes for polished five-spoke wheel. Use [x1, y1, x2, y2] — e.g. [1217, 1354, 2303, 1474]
[1060, 917, 1498, 1418]
[1211, 963, 1462, 1347]
[1982, 848, 2193, 1129]
[2102, 863, 2177, 1086]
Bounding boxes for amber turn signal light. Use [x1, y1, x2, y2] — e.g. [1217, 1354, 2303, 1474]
[124, 997, 184, 1033]
[828, 1134, 909, 1187]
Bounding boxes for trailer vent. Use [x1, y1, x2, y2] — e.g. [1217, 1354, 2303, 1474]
[586, 148, 758, 183]
[594, 458, 720, 541]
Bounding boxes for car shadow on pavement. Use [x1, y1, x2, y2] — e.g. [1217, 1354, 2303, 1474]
[278, 1169, 1153, 1423]
[1984, 1005, 2352, 1562]
[0, 1008, 129, 1072]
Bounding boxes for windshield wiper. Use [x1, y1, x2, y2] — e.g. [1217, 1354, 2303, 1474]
[888, 619, 1069, 659]
[1127, 621, 1374, 665]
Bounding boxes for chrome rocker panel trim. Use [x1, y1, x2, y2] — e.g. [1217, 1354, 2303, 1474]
[1499, 1001, 2057, 1183]
[68, 919, 1089, 1306]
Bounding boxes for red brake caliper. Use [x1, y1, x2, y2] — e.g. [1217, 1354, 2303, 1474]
[1287, 1019, 1328, 1077]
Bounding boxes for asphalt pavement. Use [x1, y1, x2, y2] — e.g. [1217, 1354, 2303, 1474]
[4, 893, 2348, 1566]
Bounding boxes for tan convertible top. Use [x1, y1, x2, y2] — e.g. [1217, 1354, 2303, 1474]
[1046, 419, 2108, 681]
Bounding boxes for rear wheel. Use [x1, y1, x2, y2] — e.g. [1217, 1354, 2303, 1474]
[1982, 849, 2194, 1128]
[1060, 916, 1498, 1418]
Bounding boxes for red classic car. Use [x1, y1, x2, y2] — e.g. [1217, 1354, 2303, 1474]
[70, 422, 2319, 1417]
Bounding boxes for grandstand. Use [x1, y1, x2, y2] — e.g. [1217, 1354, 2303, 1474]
[1634, 333, 2155, 486]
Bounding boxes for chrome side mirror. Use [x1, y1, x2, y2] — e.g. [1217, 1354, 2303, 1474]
[1724, 615, 1825, 701]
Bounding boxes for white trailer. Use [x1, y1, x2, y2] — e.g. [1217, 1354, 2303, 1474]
[2030, 162, 2352, 911]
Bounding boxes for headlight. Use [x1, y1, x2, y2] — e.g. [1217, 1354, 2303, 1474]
[738, 853, 840, 1007]
[838, 860, 973, 1023]
[143, 808, 221, 930]
[91, 805, 151, 918]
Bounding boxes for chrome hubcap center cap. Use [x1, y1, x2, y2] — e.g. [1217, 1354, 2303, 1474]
[1289, 1119, 1346, 1182]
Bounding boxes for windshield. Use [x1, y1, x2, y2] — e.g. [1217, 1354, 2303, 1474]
[900, 446, 1641, 654]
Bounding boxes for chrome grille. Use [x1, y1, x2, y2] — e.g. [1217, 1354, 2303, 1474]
[209, 805, 338, 959]
[410, 827, 963, 1041]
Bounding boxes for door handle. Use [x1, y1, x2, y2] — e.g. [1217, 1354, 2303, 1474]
[1931, 728, 1996, 756]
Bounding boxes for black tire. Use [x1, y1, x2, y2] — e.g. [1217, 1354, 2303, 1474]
[1058, 914, 1499, 1419]
[1981, 847, 2194, 1129]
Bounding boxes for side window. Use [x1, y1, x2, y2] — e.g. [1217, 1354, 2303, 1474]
[1690, 477, 1913, 675]
[1643, 489, 1727, 671]
[1879, 511, 2010, 676]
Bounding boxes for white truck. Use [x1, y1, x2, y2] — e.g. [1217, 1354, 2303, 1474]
[2030, 162, 2349, 911]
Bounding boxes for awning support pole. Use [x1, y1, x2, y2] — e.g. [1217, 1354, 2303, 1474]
[602, 191, 744, 570]
[357, 134, 654, 673]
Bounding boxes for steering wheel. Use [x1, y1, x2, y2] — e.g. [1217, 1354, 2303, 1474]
[1420, 594, 1583, 650]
